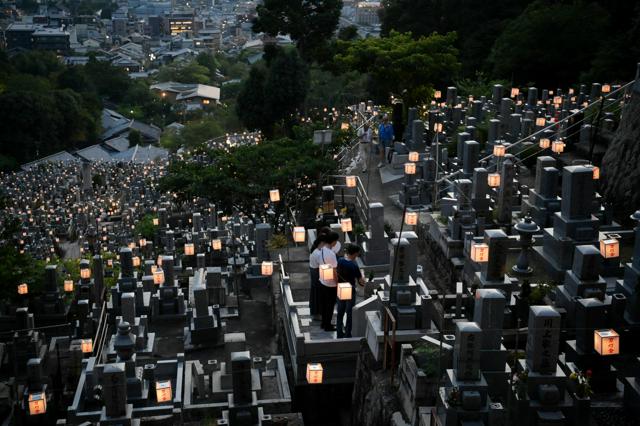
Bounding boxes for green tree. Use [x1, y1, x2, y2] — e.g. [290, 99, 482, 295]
[379, 0, 529, 77]
[237, 49, 309, 136]
[236, 65, 269, 133]
[338, 25, 359, 41]
[134, 214, 157, 240]
[156, 61, 211, 84]
[128, 129, 142, 147]
[160, 137, 336, 215]
[488, 0, 609, 86]
[334, 31, 460, 106]
[253, 0, 343, 61]
[263, 48, 309, 133]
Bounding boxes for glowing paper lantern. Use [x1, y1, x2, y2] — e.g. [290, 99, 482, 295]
[487, 173, 501, 188]
[551, 140, 565, 154]
[602, 84, 611, 94]
[156, 380, 172, 402]
[592, 166, 600, 180]
[511, 88, 519, 97]
[212, 239, 222, 250]
[470, 243, 489, 263]
[269, 189, 280, 203]
[594, 329, 619, 355]
[157, 255, 163, 266]
[64, 279, 74, 293]
[434, 90, 442, 99]
[261, 261, 273, 276]
[139, 238, 147, 247]
[293, 226, 306, 243]
[553, 96, 562, 105]
[433, 123, 443, 132]
[80, 268, 91, 280]
[18, 283, 28, 295]
[536, 117, 546, 127]
[340, 122, 350, 130]
[306, 363, 323, 384]
[408, 151, 419, 162]
[319, 264, 334, 281]
[341, 218, 353, 233]
[28, 392, 46, 415]
[153, 218, 159, 226]
[600, 239, 619, 259]
[539, 138, 551, 149]
[404, 162, 416, 175]
[184, 243, 195, 256]
[153, 268, 165, 285]
[345, 175, 356, 188]
[493, 144, 506, 157]
[337, 282, 353, 301]
[81, 338, 93, 353]
[405, 211, 418, 226]
[132, 256, 141, 267]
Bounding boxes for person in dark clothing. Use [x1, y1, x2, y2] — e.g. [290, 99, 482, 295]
[336, 244, 364, 338]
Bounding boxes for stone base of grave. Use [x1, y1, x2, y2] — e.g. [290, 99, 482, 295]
[474, 272, 516, 300]
[99, 404, 140, 426]
[563, 341, 619, 394]
[184, 325, 223, 350]
[480, 347, 510, 400]
[622, 376, 640, 418]
[534, 233, 597, 282]
[521, 192, 560, 229]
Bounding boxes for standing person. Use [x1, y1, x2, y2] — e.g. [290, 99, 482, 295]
[378, 115, 394, 168]
[358, 123, 372, 173]
[317, 232, 340, 331]
[336, 244, 364, 338]
[308, 227, 332, 321]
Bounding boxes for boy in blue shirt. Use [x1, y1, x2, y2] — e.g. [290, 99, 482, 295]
[336, 244, 365, 338]
[378, 115, 394, 168]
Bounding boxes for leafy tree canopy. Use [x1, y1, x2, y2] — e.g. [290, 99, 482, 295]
[160, 137, 336, 215]
[334, 31, 460, 106]
[488, 0, 610, 86]
[253, 0, 343, 62]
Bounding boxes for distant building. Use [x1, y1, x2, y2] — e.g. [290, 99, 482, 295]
[32, 27, 70, 52]
[168, 11, 194, 36]
[5, 23, 35, 50]
[355, 1, 381, 26]
[150, 81, 220, 109]
[5, 23, 70, 52]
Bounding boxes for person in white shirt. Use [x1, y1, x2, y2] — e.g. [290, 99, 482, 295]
[309, 228, 331, 320]
[314, 231, 340, 331]
[358, 124, 373, 173]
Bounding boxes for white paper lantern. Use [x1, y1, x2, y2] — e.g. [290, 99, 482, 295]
[306, 363, 323, 384]
[594, 329, 619, 355]
[470, 243, 489, 263]
[261, 261, 273, 276]
[337, 282, 353, 301]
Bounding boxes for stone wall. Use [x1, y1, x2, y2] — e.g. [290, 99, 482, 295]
[351, 345, 402, 426]
[602, 80, 640, 220]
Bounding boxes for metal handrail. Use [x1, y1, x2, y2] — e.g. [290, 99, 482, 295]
[382, 305, 397, 383]
[436, 79, 635, 184]
[92, 300, 109, 363]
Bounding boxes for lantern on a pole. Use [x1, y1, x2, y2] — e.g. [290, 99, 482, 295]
[269, 189, 280, 203]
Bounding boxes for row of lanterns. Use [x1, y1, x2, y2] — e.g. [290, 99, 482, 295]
[468, 237, 620, 264]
